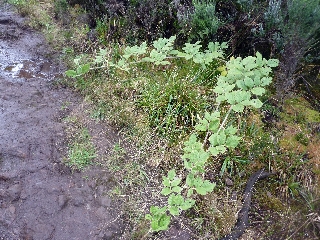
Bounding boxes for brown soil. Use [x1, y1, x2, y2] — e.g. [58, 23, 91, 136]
[0, 3, 123, 239]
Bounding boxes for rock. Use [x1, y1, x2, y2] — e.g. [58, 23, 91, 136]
[95, 206, 110, 219]
[71, 194, 85, 207]
[7, 183, 22, 201]
[31, 223, 55, 240]
[8, 205, 15, 214]
[99, 196, 111, 208]
[225, 177, 234, 186]
[58, 195, 68, 210]
[165, 224, 191, 240]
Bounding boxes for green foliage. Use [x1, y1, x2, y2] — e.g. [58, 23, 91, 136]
[145, 206, 170, 232]
[66, 36, 227, 74]
[125, 0, 179, 43]
[161, 170, 182, 196]
[66, 37, 279, 232]
[145, 48, 278, 232]
[67, 128, 96, 170]
[66, 36, 226, 139]
[294, 132, 309, 146]
[188, 0, 222, 42]
[213, 53, 279, 112]
[167, 194, 195, 215]
[138, 72, 206, 140]
[8, 0, 26, 6]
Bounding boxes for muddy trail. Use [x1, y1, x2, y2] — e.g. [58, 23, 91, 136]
[0, 3, 123, 239]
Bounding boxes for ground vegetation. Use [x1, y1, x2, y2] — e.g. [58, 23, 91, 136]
[6, 0, 320, 239]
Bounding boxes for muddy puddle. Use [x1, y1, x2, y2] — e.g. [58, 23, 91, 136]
[0, 2, 123, 239]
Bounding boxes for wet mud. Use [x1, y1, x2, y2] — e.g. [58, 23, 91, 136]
[0, 3, 122, 239]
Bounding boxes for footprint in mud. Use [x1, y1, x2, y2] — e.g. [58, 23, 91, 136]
[0, 3, 123, 240]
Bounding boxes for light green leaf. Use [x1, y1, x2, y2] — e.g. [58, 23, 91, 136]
[169, 206, 179, 216]
[232, 103, 245, 112]
[161, 187, 172, 196]
[244, 77, 254, 88]
[186, 174, 194, 187]
[208, 119, 220, 131]
[80, 63, 90, 74]
[65, 70, 77, 78]
[172, 186, 182, 193]
[167, 170, 176, 180]
[187, 189, 194, 198]
[250, 99, 263, 108]
[195, 118, 208, 131]
[180, 199, 195, 210]
[267, 58, 279, 68]
[251, 87, 265, 96]
[225, 126, 237, 135]
[226, 135, 241, 148]
[208, 146, 220, 156]
[195, 180, 215, 195]
[171, 178, 181, 187]
[162, 177, 170, 187]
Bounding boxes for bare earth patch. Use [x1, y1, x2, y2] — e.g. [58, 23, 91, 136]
[0, 2, 123, 239]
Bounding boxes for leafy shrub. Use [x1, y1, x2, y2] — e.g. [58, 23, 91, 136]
[179, 0, 222, 43]
[125, 0, 179, 43]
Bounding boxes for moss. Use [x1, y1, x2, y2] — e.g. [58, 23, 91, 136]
[281, 97, 320, 124]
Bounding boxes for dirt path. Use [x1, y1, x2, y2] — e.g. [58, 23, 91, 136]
[0, 3, 122, 239]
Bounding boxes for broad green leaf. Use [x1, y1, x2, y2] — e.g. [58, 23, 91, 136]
[161, 187, 172, 196]
[150, 205, 167, 214]
[267, 58, 279, 68]
[216, 131, 226, 145]
[195, 180, 215, 195]
[80, 63, 90, 74]
[256, 52, 263, 65]
[162, 177, 170, 187]
[244, 77, 254, 88]
[123, 42, 147, 59]
[65, 70, 77, 78]
[208, 119, 220, 131]
[226, 135, 241, 148]
[141, 56, 155, 63]
[167, 170, 176, 180]
[186, 174, 194, 187]
[232, 103, 245, 112]
[169, 206, 179, 216]
[172, 186, 182, 193]
[157, 215, 170, 231]
[225, 126, 237, 135]
[180, 199, 195, 210]
[195, 118, 208, 131]
[171, 178, 181, 187]
[250, 99, 263, 108]
[260, 77, 272, 86]
[208, 146, 220, 156]
[216, 145, 227, 154]
[236, 79, 247, 90]
[187, 189, 194, 198]
[251, 87, 265, 96]
[205, 111, 220, 120]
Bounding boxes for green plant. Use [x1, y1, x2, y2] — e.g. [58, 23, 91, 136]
[145, 51, 279, 232]
[8, 0, 26, 6]
[294, 132, 309, 146]
[188, 0, 222, 42]
[67, 128, 96, 169]
[66, 36, 227, 138]
[65, 37, 278, 231]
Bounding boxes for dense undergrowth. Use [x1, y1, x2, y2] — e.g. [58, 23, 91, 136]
[7, 0, 320, 239]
